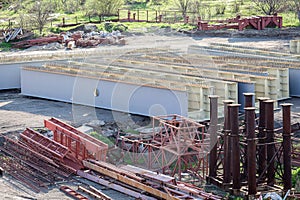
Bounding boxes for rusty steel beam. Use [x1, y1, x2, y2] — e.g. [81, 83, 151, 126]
[44, 118, 108, 161]
[282, 103, 293, 191]
[60, 186, 88, 200]
[257, 97, 269, 179]
[20, 128, 69, 159]
[82, 160, 180, 200]
[265, 100, 275, 186]
[245, 107, 257, 195]
[89, 186, 112, 200]
[223, 100, 234, 185]
[229, 104, 241, 192]
[77, 170, 157, 200]
[209, 95, 219, 179]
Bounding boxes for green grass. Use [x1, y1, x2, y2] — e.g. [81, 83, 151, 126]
[0, 42, 12, 51]
[89, 131, 115, 147]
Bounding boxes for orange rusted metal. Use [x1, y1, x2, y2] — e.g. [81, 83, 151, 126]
[44, 117, 108, 162]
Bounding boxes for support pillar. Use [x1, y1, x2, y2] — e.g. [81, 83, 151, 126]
[243, 93, 255, 180]
[209, 95, 219, 179]
[258, 97, 269, 179]
[282, 103, 292, 191]
[229, 104, 241, 193]
[265, 100, 275, 186]
[245, 107, 257, 195]
[244, 93, 255, 108]
[223, 100, 234, 185]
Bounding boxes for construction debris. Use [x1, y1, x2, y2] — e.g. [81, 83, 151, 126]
[11, 30, 126, 49]
[198, 15, 282, 31]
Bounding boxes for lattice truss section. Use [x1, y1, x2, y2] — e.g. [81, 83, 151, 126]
[119, 114, 210, 181]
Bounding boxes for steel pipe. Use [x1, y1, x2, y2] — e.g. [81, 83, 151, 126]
[229, 104, 241, 191]
[245, 107, 256, 195]
[265, 100, 275, 186]
[209, 95, 219, 178]
[257, 97, 269, 179]
[223, 100, 234, 184]
[282, 103, 293, 191]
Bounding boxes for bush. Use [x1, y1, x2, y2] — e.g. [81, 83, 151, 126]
[112, 23, 128, 32]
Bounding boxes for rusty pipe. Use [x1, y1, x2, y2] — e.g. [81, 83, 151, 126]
[229, 104, 241, 191]
[223, 100, 234, 184]
[282, 103, 293, 191]
[209, 95, 219, 178]
[245, 107, 256, 195]
[244, 93, 255, 108]
[257, 97, 269, 179]
[265, 100, 275, 186]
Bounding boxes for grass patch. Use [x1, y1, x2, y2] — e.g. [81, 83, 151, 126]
[0, 42, 12, 51]
[89, 131, 115, 147]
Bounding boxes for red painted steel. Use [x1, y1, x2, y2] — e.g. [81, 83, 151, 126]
[198, 15, 282, 31]
[44, 117, 108, 162]
[60, 186, 89, 200]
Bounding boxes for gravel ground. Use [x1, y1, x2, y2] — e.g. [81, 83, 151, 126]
[0, 31, 297, 199]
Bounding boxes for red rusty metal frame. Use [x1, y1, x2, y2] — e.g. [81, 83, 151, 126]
[20, 128, 69, 160]
[60, 186, 89, 200]
[44, 117, 108, 162]
[198, 15, 281, 31]
[119, 114, 209, 182]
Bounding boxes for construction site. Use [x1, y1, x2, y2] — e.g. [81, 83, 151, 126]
[1, 28, 300, 200]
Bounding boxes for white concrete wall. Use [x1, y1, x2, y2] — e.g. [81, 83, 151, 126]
[21, 69, 188, 117]
[0, 62, 46, 90]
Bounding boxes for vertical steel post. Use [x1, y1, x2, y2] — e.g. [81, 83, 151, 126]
[282, 103, 293, 191]
[245, 107, 257, 195]
[265, 100, 275, 186]
[229, 104, 241, 192]
[244, 93, 255, 108]
[258, 97, 269, 179]
[209, 95, 219, 178]
[243, 93, 255, 180]
[223, 100, 234, 184]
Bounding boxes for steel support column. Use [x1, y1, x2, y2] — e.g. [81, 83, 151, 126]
[243, 93, 255, 180]
[245, 107, 256, 195]
[265, 100, 275, 186]
[244, 93, 255, 108]
[257, 97, 269, 179]
[229, 104, 241, 192]
[282, 103, 292, 191]
[209, 95, 219, 178]
[223, 100, 234, 184]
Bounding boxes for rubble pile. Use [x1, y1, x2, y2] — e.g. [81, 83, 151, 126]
[11, 29, 126, 49]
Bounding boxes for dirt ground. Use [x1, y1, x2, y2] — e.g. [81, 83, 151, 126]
[0, 31, 298, 199]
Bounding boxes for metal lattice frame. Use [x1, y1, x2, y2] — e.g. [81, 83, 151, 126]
[119, 114, 209, 181]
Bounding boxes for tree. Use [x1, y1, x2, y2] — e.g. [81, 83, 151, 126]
[175, 0, 191, 18]
[253, 0, 286, 15]
[290, 0, 300, 23]
[23, 0, 54, 34]
[85, 0, 123, 20]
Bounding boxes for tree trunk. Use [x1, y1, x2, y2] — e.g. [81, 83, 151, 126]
[298, 10, 300, 23]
